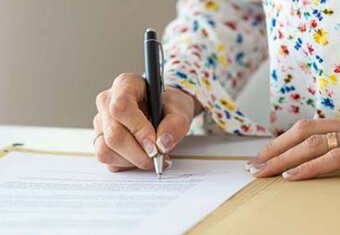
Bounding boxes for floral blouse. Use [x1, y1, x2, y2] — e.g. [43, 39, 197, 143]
[162, 0, 340, 136]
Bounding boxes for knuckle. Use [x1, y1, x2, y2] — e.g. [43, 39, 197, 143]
[109, 96, 130, 119]
[96, 150, 110, 164]
[115, 73, 134, 84]
[264, 140, 276, 153]
[96, 147, 112, 164]
[104, 127, 124, 149]
[304, 135, 323, 148]
[330, 119, 340, 127]
[276, 154, 287, 170]
[307, 159, 320, 175]
[96, 90, 109, 108]
[175, 114, 191, 132]
[294, 119, 313, 131]
[265, 155, 285, 176]
[326, 148, 340, 166]
[131, 119, 151, 138]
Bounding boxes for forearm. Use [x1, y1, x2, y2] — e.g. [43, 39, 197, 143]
[162, 0, 269, 136]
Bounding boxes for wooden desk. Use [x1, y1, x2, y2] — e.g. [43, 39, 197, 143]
[188, 172, 340, 235]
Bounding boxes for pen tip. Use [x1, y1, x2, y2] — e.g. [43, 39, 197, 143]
[157, 173, 162, 180]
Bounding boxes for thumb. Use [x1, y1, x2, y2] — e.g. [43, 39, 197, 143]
[156, 113, 191, 154]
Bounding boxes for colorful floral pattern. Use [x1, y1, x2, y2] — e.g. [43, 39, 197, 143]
[162, 0, 340, 136]
[264, 0, 340, 135]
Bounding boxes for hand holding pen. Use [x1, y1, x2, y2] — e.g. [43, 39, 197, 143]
[92, 29, 201, 175]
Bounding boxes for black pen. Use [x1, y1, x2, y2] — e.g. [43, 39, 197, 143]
[144, 28, 165, 179]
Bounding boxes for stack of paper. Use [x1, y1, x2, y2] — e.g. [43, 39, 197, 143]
[0, 152, 253, 235]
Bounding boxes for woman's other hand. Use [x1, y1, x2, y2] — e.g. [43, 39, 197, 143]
[246, 119, 340, 181]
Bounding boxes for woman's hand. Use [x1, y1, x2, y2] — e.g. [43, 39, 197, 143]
[246, 119, 340, 181]
[93, 73, 200, 172]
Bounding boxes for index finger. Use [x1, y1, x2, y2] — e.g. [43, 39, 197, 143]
[109, 73, 157, 156]
[111, 73, 146, 102]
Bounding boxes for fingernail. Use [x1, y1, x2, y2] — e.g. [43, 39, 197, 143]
[142, 138, 158, 158]
[156, 133, 174, 153]
[282, 167, 300, 179]
[250, 163, 267, 175]
[165, 159, 173, 170]
[245, 157, 259, 171]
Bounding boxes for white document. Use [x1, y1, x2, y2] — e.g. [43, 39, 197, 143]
[0, 152, 253, 235]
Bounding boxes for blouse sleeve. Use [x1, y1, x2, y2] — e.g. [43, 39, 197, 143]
[162, 0, 270, 136]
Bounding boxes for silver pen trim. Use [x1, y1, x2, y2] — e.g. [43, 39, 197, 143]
[153, 153, 164, 178]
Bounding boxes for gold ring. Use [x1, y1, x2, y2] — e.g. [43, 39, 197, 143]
[327, 133, 338, 150]
[93, 132, 104, 146]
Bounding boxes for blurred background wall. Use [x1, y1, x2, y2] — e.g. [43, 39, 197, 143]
[0, 0, 175, 127]
[0, 0, 270, 129]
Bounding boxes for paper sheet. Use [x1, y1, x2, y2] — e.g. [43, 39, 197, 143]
[0, 152, 253, 235]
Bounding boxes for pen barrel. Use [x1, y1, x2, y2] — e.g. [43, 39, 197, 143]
[144, 32, 162, 129]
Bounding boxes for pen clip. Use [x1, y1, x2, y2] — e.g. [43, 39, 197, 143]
[157, 41, 166, 92]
